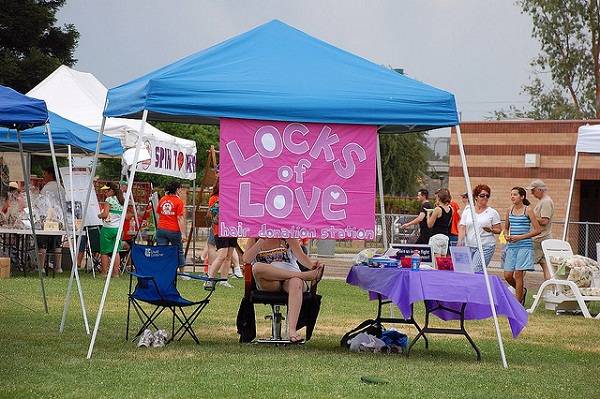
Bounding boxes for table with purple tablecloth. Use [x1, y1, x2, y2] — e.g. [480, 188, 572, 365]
[346, 266, 528, 359]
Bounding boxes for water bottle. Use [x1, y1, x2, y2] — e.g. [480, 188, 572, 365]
[411, 250, 421, 271]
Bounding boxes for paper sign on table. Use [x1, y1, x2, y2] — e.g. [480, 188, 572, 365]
[450, 246, 475, 274]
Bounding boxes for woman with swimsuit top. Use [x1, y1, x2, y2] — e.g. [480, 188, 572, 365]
[503, 187, 541, 305]
[242, 238, 324, 343]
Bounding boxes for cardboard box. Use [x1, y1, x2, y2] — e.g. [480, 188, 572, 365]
[0, 257, 10, 278]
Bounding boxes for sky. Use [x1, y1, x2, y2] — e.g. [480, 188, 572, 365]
[57, 0, 540, 136]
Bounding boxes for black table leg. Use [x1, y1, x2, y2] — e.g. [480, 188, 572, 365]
[342, 295, 428, 350]
[407, 301, 481, 361]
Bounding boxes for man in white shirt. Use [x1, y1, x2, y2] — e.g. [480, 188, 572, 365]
[527, 179, 554, 280]
[38, 167, 66, 273]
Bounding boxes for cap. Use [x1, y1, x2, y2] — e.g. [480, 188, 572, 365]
[461, 192, 468, 197]
[100, 185, 111, 190]
[8, 182, 18, 189]
[119, 179, 127, 186]
[526, 179, 547, 190]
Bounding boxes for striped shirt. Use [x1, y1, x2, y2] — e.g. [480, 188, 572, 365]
[508, 206, 532, 249]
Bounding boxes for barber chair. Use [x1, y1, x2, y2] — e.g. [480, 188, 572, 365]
[237, 263, 322, 344]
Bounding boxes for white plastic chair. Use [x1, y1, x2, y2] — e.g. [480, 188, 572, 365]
[528, 239, 600, 319]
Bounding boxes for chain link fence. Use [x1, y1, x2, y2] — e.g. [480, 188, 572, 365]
[180, 207, 600, 261]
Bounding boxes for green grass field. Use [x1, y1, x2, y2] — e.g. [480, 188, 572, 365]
[0, 274, 599, 399]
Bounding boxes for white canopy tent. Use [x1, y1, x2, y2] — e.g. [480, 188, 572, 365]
[27, 65, 197, 180]
[562, 124, 600, 240]
[27, 66, 198, 333]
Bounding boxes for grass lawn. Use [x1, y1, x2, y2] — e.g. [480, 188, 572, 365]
[0, 273, 599, 399]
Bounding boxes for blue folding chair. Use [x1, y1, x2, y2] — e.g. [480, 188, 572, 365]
[126, 244, 225, 344]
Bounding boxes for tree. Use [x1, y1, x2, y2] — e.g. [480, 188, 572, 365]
[495, 0, 600, 120]
[0, 0, 79, 93]
[379, 133, 431, 195]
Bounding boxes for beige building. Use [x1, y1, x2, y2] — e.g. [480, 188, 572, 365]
[448, 120, 600, 258]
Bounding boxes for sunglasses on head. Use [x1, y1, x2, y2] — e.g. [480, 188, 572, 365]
[478, 193, 490, 198]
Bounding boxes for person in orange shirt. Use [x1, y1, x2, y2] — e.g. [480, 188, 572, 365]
[449, 195, 460, 246]
[156, 181, 187, 272]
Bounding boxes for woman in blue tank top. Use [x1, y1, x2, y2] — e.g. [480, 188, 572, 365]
[503, 187, 541, 305]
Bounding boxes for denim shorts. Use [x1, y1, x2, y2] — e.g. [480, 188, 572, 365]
[155, 228, 185, 266]
[503, 246, 534, 272]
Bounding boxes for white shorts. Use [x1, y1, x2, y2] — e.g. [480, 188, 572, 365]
[253, 261, 304, 291]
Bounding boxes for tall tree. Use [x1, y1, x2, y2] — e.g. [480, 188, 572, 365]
[495, 0, 600, 119]
[379, 133, 430, 195]
[0, 0, 79, 93]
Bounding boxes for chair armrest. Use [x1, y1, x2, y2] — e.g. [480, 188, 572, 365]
[177, 272, 227, 282]
[126, 270, 165, 301]
[243, 263, 254, 298]
[127, 270, 154, 281]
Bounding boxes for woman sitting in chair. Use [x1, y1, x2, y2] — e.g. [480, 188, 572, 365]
[242, 238, 324, 343]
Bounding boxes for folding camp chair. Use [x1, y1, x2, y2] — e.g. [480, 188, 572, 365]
[126, 244, 226, 344]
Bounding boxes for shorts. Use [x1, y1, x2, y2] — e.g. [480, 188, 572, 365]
[253, 261, 307, 291]
[155, 228, 185, 267]
[215, 235, 237, 250]
[533, 240, 545, 264]
[100, 227, 122, 255]
[503, 246, 534, 272]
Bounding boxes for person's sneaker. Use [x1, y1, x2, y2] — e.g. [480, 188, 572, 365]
[232, 267, 243, 279]
[204, 280, 215, 291]
[152, 329, 168, 348]
[137, 329, 154, 348]
[218, 281, 234, 288]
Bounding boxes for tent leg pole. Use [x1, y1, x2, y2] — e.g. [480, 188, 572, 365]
[61, 116, 105, 333]
[87, 110, 147, 359]
[192, 179, 196, 272]
[562, 151, 579, 241]
[376, 135, 388, 250]
[17, 130, 48, 313]
[455, 123, 508, 368]
[54, 142, 90, 334]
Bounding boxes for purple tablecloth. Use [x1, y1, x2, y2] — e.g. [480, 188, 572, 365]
[346, 266, 528, 337]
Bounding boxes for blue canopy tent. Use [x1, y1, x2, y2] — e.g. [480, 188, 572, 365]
[0, 85, 49, 313]
[104, 20, 458, 133]
[88, 20, 507, 367]
[0, 111, 123, 156]
[0, 85, 48, 130]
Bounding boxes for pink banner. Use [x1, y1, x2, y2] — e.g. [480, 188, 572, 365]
[219, 118, 376, 240]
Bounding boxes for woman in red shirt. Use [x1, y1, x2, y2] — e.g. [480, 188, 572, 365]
[156, 181, 187, 271]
